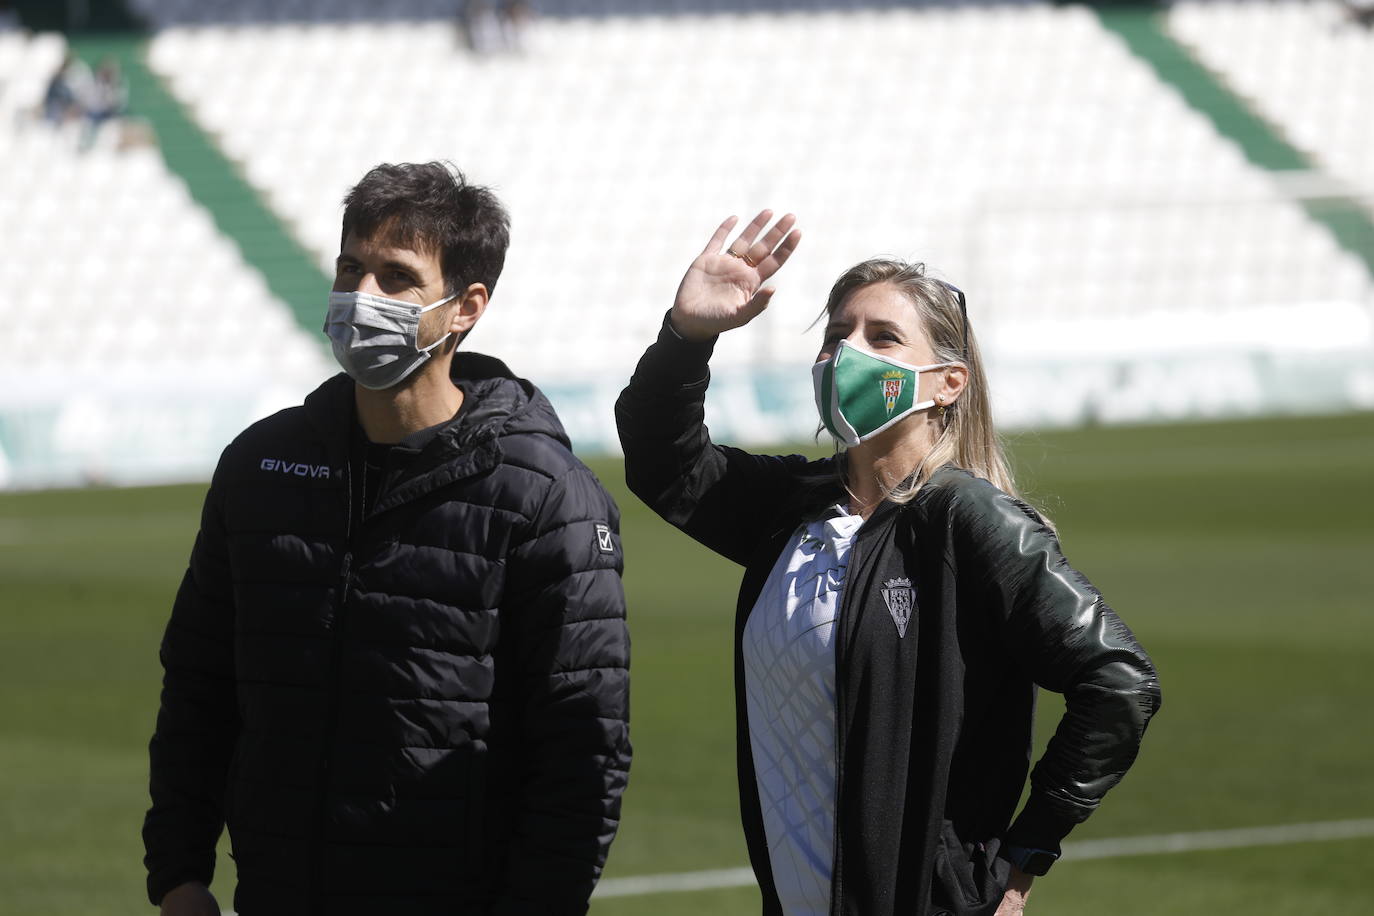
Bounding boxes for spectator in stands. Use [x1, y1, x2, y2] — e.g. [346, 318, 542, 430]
[501, 0, 534, 52]
[459, 0, 504, 54]
[80, 57, 128, 149]
[617, 211, 1161, 916]
[42, 52, 92, 127]
[1341, 0, 1374, 28]
[143, 162, 631, 916]
[459, 0, 534, 55]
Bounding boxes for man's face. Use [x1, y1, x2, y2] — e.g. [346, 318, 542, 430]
[333, 230, 452, 345]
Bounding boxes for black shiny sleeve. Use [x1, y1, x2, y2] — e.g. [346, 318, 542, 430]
[951, 478, 1162, 858]
[615, 312, 831, 565]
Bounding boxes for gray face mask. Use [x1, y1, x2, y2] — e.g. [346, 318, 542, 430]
[323, 290, 456, 390]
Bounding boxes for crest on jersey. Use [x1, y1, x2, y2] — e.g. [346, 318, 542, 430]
[881, 371, 905, 415]
[881, 576, 914, 638]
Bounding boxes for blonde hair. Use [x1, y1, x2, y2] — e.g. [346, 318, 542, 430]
[821, 258, 1024, 505]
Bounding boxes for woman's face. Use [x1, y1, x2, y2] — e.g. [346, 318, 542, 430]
[817, 282, 937, 367]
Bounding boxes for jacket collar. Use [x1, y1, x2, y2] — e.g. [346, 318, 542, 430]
[302, 353, 570, 510]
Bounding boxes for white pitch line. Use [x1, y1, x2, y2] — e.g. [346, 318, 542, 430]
[594, 866, 757, 899]
[591, 817, 1374, 899]
[219, 817, 1374, 912]
[1065, 817, 1374, 860]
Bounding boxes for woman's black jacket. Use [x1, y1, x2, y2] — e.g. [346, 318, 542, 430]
[143, 354, 631, 916]
[615, 318, 1161, 916]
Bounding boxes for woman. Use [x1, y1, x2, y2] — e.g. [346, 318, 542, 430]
[615, 212, 1161, 916]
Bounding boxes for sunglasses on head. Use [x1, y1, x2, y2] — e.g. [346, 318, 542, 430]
[933, 280, 970, 362]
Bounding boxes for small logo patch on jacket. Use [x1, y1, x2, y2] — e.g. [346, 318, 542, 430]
[882, 576, 914, 638]
[259, 458, 333, 479]
[595, 523, 615, 554]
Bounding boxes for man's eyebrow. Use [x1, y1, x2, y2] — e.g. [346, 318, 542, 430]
[333, 253, 423, 276]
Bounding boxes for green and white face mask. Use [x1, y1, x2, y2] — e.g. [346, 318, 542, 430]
[812, 340, 955, 447]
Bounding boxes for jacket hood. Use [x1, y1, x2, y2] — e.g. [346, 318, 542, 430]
[444, 352, 571, 452]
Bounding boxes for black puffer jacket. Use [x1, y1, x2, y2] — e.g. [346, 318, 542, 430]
[144, 354, 631, 916]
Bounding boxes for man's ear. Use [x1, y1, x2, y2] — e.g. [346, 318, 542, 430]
[449, 283, 489, 337]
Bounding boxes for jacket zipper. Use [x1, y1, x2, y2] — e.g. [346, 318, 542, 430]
[312, 456, 356, 914]
[829, 532, 860, 916]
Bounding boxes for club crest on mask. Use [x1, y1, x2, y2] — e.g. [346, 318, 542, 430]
[881, 370, 905, 415]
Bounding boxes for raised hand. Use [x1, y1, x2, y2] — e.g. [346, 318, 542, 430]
[669, 210, 802, 342]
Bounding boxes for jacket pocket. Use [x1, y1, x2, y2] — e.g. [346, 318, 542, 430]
[931, 820, 1011, 916]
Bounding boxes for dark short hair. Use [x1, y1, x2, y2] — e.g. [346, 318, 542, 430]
[341, 161, 511, 297]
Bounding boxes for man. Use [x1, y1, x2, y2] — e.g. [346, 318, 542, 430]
[143, 162, 631, 916]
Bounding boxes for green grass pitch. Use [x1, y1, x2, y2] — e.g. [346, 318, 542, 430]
[1, 412, 1371, 914]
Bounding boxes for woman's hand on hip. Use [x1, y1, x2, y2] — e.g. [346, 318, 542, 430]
[159, 881, 220, 916]
[669, 210, 802, 341]
[994, 866, 1033, 915]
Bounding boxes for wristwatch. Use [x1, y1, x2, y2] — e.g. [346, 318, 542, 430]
[1003, 844, 1059, 876]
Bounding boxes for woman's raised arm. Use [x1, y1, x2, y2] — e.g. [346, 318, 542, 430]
[616, 211, 830, 566]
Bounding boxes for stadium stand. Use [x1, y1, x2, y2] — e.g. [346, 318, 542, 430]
[1168, 0, 1374, 200]
[138, 5, 1373, 380]
[125, 0, 1053, 27]
[0, 31, 331, 488]
[5, 2, 1372, 483]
